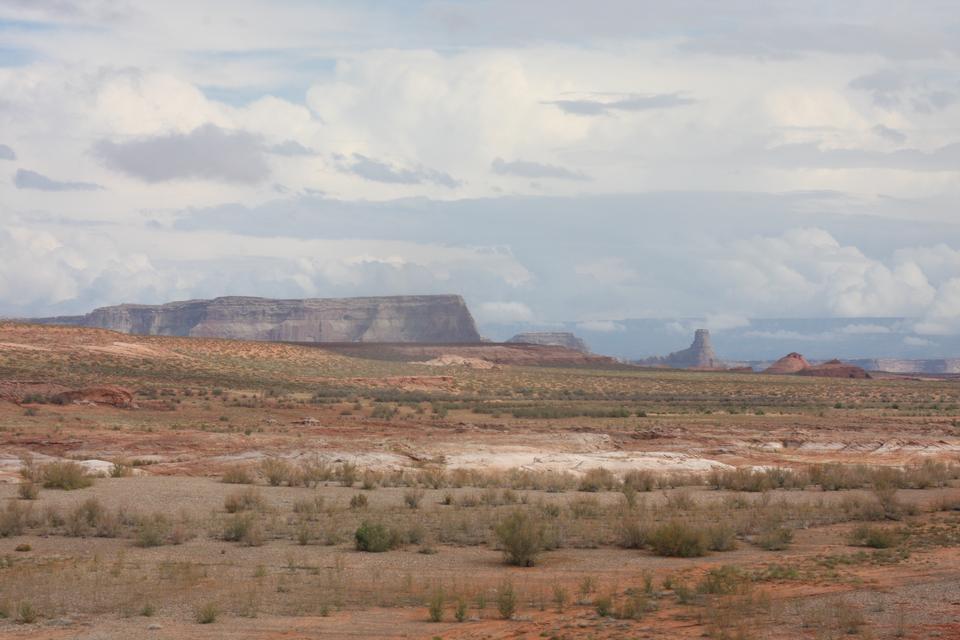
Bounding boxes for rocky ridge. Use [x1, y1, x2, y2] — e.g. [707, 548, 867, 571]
[507, 331, 590, 353]
[30, 295, 482, 344]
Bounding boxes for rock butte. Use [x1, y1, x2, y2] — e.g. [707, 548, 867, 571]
[636, 329, 724, 369]
[507, 331, 591, 353]
[29, 295, 482, 344]
[764, 352, 812, 374]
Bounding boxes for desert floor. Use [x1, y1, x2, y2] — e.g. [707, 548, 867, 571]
[2, 322, 960, 639]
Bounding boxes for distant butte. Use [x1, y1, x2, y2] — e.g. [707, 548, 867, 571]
[507, 331, 590, 353]
[28, 295, 482, 344]
[636, 329, 724, 369]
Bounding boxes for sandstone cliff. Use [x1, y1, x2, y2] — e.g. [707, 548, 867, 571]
[507, 331, 590, 353]
[32, 295, 482, 343]
[636, 329, 723, 369]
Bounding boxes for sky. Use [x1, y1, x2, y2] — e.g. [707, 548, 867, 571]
[2, 1, 960, 352]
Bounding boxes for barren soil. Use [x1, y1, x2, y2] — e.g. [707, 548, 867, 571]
[2, 322, 960, 639]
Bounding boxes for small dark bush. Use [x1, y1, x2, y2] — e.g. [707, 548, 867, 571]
[647, 520, 707, 557]
[354, 521, 400, 552]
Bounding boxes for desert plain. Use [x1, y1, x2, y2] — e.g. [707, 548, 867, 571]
[2, 322, 960, 639]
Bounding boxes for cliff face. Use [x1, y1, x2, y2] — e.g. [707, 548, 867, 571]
[637, 329, 723, 369]
[507, 331, 590, 353]
[32, 295, 482, 343]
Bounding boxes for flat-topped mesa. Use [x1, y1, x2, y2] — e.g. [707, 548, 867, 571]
[507, 331, 590, 353]
[636, 328, 724, 369]
[30, 295, 482, 343]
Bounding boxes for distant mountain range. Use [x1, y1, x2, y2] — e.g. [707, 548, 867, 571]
[479, 317, 958, 362]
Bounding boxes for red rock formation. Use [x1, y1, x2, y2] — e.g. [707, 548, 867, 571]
[52, 386, 137, 408]
[798, 359, 871, 379]
[764, 352, 811, 374]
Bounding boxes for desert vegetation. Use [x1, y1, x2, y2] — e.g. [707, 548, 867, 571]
[2, 322, 960, 637]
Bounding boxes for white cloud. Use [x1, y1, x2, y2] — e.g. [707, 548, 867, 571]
[840, 323, 892, 334]
[904, 335, 935, 346]
[576, 320, 625, 332]
[475, 301, 535, 323]
[915, 278, 960, 335]
[715, 228, 936, 317]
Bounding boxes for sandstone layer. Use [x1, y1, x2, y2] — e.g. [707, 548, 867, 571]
[31, 295, 482, 343]
[507, 331, 590, 353]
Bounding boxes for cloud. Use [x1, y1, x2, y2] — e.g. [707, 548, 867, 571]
[268, 140, 317, 156]
[872, 124, 906, 144]
[475, 301, 534, 323]
[576, 320, 624, 333]
[764, 142, 960, 171]
[744, 329, 833, 341]
[545, 92, 694, 116]
[703, 313, 751, 332]
[840, 323, 892, 335]
[849, 69, 960, 112]
[0, 144, 15, 160]
[335, 153, 460, 188]
[915, 278, 960, 335]
[903, 335, 935, 347]
[13, 169, 102, 191]
[715, 228, 936, 317]
[0, 215, 534, 316]
[491, 157, 587, 180]
[93, 124, 270, 183]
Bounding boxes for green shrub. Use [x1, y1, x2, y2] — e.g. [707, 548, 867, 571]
[224, 487, 264, 513]
[223, 513, 264, 546]
[497, 582, 516, 620]
[0, 504, 26, 538]
[40, 461, 93, 490]
[647, 520, 707, 557]
[697, 565, 746, 595]
[354, 522, 400, 552]
[404, 488, 425, 509]
[706, 523, 737, 551]
[109, 462, 132, 478]
[195, 602, 219, 624]
[135, 514, 172, 547]
[221, 465, 255, 484]
[617, 517, 647, 549]
[578, 467, 616, 492]
[259, 458, 291, 486]
[428, 589, 444, 622]
[594, 594, 613, 617]
[16, 601, 37, 624]
[455, 597, 468, 622]
[494, 510, 545, 567]
[755, 526, 793, 551]
[848, 524, 899, 549]
[17, 482, 39, 500]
